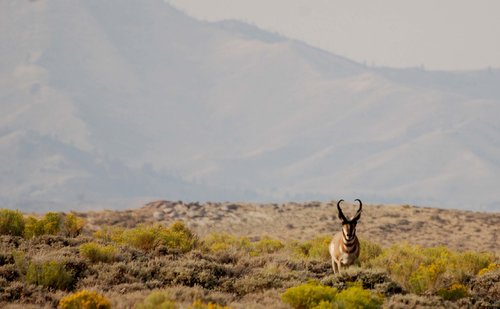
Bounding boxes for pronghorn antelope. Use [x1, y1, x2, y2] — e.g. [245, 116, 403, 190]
[329, 199, 362, 274]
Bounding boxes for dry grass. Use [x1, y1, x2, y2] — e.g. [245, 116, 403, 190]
[82, 201, 500, 253]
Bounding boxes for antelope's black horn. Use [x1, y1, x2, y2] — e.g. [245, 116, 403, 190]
[354, 199, 363, 213]
[337, 199, 347, 221]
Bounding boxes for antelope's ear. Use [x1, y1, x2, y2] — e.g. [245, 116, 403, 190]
[352, 210, 362, 222]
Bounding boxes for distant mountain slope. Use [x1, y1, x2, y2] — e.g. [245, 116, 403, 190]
[377, 67, 500, 100]
[1, 0, 499, 211]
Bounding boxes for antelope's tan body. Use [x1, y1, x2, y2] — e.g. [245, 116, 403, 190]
[329, 231, 360, 274]
[329, 199, 362, 274]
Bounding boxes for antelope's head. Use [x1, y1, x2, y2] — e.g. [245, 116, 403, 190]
[337, 199, 362, 241]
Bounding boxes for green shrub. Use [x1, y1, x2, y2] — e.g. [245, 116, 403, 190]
[122, 225, 159, 251]
[252, 236, 285, 256]
[308, 236, 333, 260]
[62, 213, 85, 237]
[407, 255, 447, 294]
[24, 215, 45, 238]
[159, 221, 198, 253]
[203, 232, 250, 252]
[456, 251, 494, 278]
[24, 212, 63, 238]
[437, 283, 469, 301]
[358, 239, 383, 265]
[26, 260, 75, 290]
[0, 209, 25, 236]
[282, 281, 383, 309]
[310, 301, 336, 309]
[370, 243, 493, 294]
[335, 283, 383, 309]
[119, 221, 197, 253]
[369, 243, 420, 287]
[39, 212, 63, 234]
[122, 225, 154, 251]
[59, 289, 111, 309]
[189, 299, 230, 309]
[281, 280, 337, 309]
[289, 235, 331, 260]
[23, 212, 85, 238]
[80, 242, 118, 263]
[93, 226, 125, 243]
[135, 291, 177, 309]
[12, 250, 28, 274]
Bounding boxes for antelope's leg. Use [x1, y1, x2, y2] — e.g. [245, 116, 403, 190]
[331, 257, 338, 274]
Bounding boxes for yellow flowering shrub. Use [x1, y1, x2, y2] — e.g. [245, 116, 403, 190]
[59, 290, 111, 309]
[189, 299, 231, 309]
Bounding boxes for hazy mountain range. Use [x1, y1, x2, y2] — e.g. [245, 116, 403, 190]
[1, 0, 499, 212]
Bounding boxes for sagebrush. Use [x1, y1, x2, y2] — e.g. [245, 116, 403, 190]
[1, 207, 498, 309]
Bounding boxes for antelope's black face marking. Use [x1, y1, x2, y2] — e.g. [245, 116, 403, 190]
[342, 221, 357, 241]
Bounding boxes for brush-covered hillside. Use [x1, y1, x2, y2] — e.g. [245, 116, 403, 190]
[0, 201, 498, 308]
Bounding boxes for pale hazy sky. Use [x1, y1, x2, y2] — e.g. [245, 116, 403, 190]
[167, 0, 500, 71]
